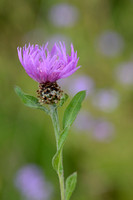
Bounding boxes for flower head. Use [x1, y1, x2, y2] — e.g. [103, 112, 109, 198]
[17, 42, 80, 83]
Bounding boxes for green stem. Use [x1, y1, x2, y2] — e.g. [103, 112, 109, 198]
[50, 105, 65, 200]
[50, 105, 60, 148]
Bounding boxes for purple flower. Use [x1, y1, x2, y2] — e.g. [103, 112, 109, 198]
[92, 120, 115, 142]
[96, 31, 124, 57]
[14, 164, 52, 200]
[115, 62, 133, 86]
[73, 111, 94, 132]
[92, 89, 119, 112]
[17, 42, 80, 83]
[48, 3, 79, 27]
[59, 75, 95, 96]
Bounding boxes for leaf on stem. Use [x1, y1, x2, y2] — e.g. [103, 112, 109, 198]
[65, 172, 77, 200]
[14, 86, 49, 114]
[52, 150, 62, 174]
[52, 91, 86, 174]
[52, 126, 69, 173]
[63, 91, 86, 129]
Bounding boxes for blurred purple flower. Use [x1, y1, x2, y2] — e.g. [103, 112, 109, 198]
[96, 31, 124, 57]
[48, 3, 79, 27]
[14, 164, 52, 200]
[59, 75, 95, 96]
[73, 111, 94, 132]
[73, 112, 115, 142]
[92, 89, 119, 112]
[115, 62, 133, 85]
[17, 42, 80, 83]
[92, 120, 115, 141]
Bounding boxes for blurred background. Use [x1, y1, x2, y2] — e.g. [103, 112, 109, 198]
[0, 0, 133, 199]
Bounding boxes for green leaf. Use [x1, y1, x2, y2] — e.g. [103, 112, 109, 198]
[14, 86, 49, 114]
[58, 127, 69, 150]
[63, 91, 86, 129]
[65, 172, 77, 200]
[53, 91, 86, 172]
[52, 127, 69, 173]
[59, 93, 69, 107]
[52, 150, 62, 174]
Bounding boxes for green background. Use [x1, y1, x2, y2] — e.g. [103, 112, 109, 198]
[0, 0, 133, 199]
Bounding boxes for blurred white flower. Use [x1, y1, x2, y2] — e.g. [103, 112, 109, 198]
[48, 3, 79, 27]
[96, 31, 124, 57]
[115, 62, 133, 86]
[92, 89, 119, 112]
[14, 164, 52, 200]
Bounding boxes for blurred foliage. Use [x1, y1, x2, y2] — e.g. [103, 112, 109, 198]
[0, 0, 133, 200]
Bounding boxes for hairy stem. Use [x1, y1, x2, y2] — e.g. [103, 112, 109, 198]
[50, 105, 65, 200]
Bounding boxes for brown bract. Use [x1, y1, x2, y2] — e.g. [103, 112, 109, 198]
[37, 82, 63, 104]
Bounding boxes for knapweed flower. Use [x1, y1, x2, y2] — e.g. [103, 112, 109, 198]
[17, 42, 80, 104]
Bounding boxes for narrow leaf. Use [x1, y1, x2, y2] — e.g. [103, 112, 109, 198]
[15, 86, 49, 114]
[52, 127, 69, 172]
[52, 151, 62, 173]
[63, 91, 86, 129]
[58, 127, 69, 150]
[65, 172, 77, 200]
[53, 91, 86, 172]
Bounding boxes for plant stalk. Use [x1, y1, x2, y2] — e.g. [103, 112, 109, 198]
[50, 105, 65, 200]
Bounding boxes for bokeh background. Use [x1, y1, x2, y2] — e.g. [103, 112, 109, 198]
[0, 0, 133, 199]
